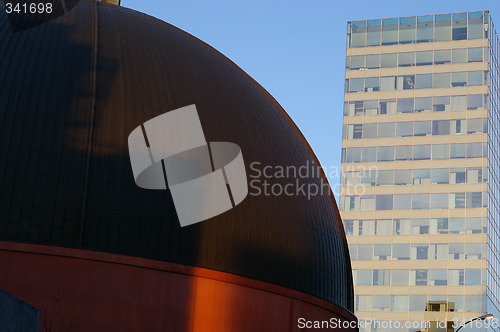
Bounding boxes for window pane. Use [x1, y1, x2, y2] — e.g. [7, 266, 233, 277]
[414, 121, 431, 136]
[431, 193, 448, 209]
[396, 145, 413, 161]
[434, 72, 450, 88]
[358, 244, 373, 260]
[429, 269, 447, 285]
[394, 194, 411, 209]
[412, 194, 430, 209]
[433, 96, 450, 111]
[398, 52, 415, 67]
[380, 99, 397, 114]
[373, 269, 390, 285]
[414, 145, 430, 160]
[395, 219, 411, 235]
[467, 118, 484, 134]
[397, 75, 415, 90]
[410, 295, 427, 310]
[467, 142, 483, 158]
[357, 269, 372, 285]
[392, 295, 408, 311]
[380, 76, 396, 91]
[416, 74, 432, 89]
[349, 56, 364, 70]
[393, 244, 410, 259]
[468, 71, 483, 86]
[399, 16, 416, 44]
[392, 270, 409, 285]
[396, 122, 413, 136]
[360, 196, 376, 210]
[351, 21, 367, 47]
[452, 72, 467, 87]
[435, 14, 451, 41]
[450, 143, 466, 159]
[434, 49, 451, 64]
[452, 48, 467, 63]
[345, 147, 361, 162]
[362, 147, 377, 162]
[449, 218, 465, 234]
[416, 50, 433, 66]
[377, 170, 394, 185]
[465, 269, 481, 285]
[374, 245, 391, 260]
[376, 195, 393, 210]
[432, 169, 449, 184]
[452, 13, 467, 40]
[413, 169, 431, 184]
[397, 98, 414, 113]
[417, 15, 433, 42]
[415, 97, 432, 112]
[432, 144, 449, 159]
[468, 94, 483, 109]
[378, 146, 394, 161]
[378, 122, 395, 138]
[372, 295, 390, 311]
[468, 47, 484, 62]
[365, 77, 380, 92]
[432, 120, 450, 135]
[382, 18, 398, 45]
[381, 53, 397, 68]
[367, 19, 382, 46]
[364, 100, 379, 115]
[349, 78, 364, 92]
[451, 95, 467, 110]
[395, 170, 412, 185]
[468, 11, 485, 39]
[366, 54, 381, 69]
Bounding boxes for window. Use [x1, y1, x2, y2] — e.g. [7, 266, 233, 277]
[360, 171, 376, 186]
[467, 118, 484, 134]
[434, 50, 451, 65]
[382, 18, 398, 45]
[362, 123, 378, 138]
[374, 245, 391, 260]
[380, 76, 396, 91]
[357, 269, 372, 285]
[465, 244, 482, 260]
[417, 15, 433, 42]
[345, 148, 361, 162]
[451, 192, 466, 209]
[435, 14, 451, 41]
[467, 142, 483, 158]
[360, 196, 376, 210]
[350, 55, 365, 69]
[412, 244, 429, 259]
[450, 168, 466, 184]
[432, 144, 449, 159]
[350, 21, 367, 47]
[392, 270, 409, 286]
[432, 120, 450, 135]
[378, 146, 394, 161]
[366, 54, 381, 69]
[452, 48, 467, 63]
[416, 74, 432, 89]
[362, 147, 377, 162]
[431, 193, 448, 209]
[377, 170, 394, 185]
[433, 72, 450, 88]
[452, 72, 466, 87]
[449, 218, 465, 234]
[358, 244, 373, 260]
[465, 269, 481, 285]
[428, 270, 447, 285]
[466, 192, 482, 208]
[448, 269, 465, 286]
[399, 16, 416, 44]
[349, 78, 364, 92]
[412, 219, 429, 234]
[450, 119, 465, 134]
[468, 71, 483, 86]
[416, 50, 433, 66]
[415, 97, 432, 112]
[397, 75, 415, 90]
[395, 170, 412, 185]
[412, 194, 430, 209]
[466, 217, 485, 233]
[376, 195, 393, 210]
[375, 219, 392, 234]
[468, 47, 484, 62]
[451, 95, 467, 110]
[364, 100, 379, 115]
[393, 244, 410, 260]
[380, 99, 397, 113]
[449, 243, 465, 259]
[381, 53, 397, 68]
[394, 194, 411, 209]
[392, 295, 408, 311]
[397, 98, 414, 113]
[414, 121, 431, 136]
[373, 269, 391, 285]
[450, 143, 466, 159]
[468, 11, 485, 39]
[378, 122, 395, 137]
[413, 169, 431, 184]
[396, 122, 413, 136]
[431, 169, 449, 184]
[396, 145, 413, 161]
[372, 295, 390, 311]
[351, 124, 362, 138]
[468, 94, 483, 109]
[367, 19, 382, 46]
[414, 270, 428, 285]
[414, 145, 430, 160]
[410, 295, 427, 310]
[452, 13, 467, 40]
[399, 52, 415, 67]
[355, 295, 372, 311]
[433, 96, 450, 111]
[365, 77, 380, 92]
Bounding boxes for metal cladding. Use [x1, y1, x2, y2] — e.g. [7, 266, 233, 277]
[0, 0, 354, 311]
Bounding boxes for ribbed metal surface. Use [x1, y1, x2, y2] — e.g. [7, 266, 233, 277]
[0, 0, 353, 310]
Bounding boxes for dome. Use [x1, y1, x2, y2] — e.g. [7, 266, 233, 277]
[0, 0, 353, 313]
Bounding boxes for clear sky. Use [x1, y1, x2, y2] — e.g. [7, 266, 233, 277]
[120, 0, 499, 197]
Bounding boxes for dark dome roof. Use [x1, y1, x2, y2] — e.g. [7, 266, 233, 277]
[0, 0, 353, 310]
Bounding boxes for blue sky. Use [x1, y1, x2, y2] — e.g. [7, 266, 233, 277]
[121, 0, 499, 196]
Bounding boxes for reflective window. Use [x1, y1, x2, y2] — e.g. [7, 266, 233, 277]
[432, 144, 449, 159]
[381, 53, 397, 68]
[416, 74, 432, 89]
[365, 77, 379, 92]
[412, 194, 430, 209]
[431, 194, 448, 209]
[435, 14, 451, 41]
[357, 269, 372, 285]
[415, 97, 432, 112]
[434, 49, 451, 65]
[452, 48, 467, 63]
[358, 244, 373, 260]
[349, 55, 364, 70]
[452, 72, 467, 87]
[417, 15, 433, 42]
[414, 121, 431, 136]
[376, 195, 393, 210]
[468, 11, 485, 39]
[382, 18, 398, 45]
[416, 50, 433, 66]
[367, 19, 382, 46]
[374, 245, 391, 260]
[433, 72, 450, 88]
[392, 270, 409, 285]
[468, 47, 484, 62]
[394, 194, 411, 210]
[414, 145, 430, 160]
[399, 17, 416, 44]
[366, 54, 381, 69]
[361, 147, 377, 162]
[468, 71, 483, 86]
[396, 122, 413, 136]
[378, 122, 395, 137]
[373, 269, 390, 285]
[398, 52, 414, 67]
[378, 146, 394, 161]
[452, 13, 467, 40]
[351, 21, 367, 47]
[395, 145, 412, 161]
[349, 78, 364, 92]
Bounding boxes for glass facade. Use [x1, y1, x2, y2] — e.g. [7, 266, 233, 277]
[341, 11, 497, 332]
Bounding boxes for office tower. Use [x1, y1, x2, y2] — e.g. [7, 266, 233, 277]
[341, 11, 499, 331]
